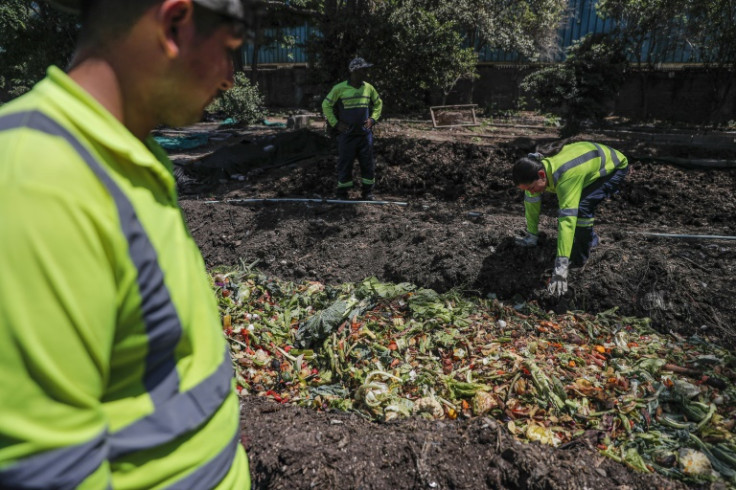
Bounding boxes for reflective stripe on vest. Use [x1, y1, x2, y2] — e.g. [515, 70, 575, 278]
[577, 217, 595, 227]
[551, 149, 599, 185]
[0, 430, 107, 489]
[611, 148, 621, 167]
[0, 111, 234, 482]
[108, 349, 233, 459]
[169, 427, 240, 489]
[593, 143, 607, 177]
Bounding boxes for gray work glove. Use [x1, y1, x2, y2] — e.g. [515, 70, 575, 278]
[515, 231, 538, 247]
[548, 257, 569, 297]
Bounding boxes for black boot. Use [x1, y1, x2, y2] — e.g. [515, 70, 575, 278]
[571, 227, 595, 266]
[361, 185, 375, 201]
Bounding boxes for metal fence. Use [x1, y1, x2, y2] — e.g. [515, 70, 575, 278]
[243, 0, 695, 65]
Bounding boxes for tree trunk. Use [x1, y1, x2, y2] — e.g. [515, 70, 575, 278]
[249, 13, 261, 83]
[250, 45, 260, 83]
[233, 47, 244, 73]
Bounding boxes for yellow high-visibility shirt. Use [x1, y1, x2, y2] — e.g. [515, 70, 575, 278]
[0, 66, 250, 489]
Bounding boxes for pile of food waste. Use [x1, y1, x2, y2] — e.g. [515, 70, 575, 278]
[212, 263, 736, 487]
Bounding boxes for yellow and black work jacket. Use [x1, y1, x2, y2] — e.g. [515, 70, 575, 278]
[322, 80, 382, 134]
[524, 142, 628, 258]
[0, 67, 250, 489]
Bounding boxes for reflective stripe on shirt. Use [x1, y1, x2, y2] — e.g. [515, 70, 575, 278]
[0, 429, 107, 489]
[593, 143, 607, 177]
[551, 149, 599, 185]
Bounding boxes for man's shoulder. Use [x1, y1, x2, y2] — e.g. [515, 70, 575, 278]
[328, 80, 350, 93]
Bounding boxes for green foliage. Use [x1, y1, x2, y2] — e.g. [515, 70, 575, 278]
[594, 0, 735, 121]
[685, 0, 736, 67]
[521, 34, 628, 136]
[595, 0, 690, 66]
[206, 73, 267, 125]
[307, 0, 477, 113]
[305, 0, 375, 86]
[249, 0, 570, 113]
[0, 1, 78, 103]
[428, 0, 569, 61]
[684, 0, 736, 121]
[365, 2, 477, 112]
[305, 0, 568, 113]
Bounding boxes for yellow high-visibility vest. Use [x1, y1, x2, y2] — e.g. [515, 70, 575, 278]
[0, 66, 250, 489]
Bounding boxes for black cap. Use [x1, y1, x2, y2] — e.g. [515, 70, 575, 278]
[44, 0, 247, 20]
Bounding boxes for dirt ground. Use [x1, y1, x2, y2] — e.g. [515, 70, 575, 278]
[173, 118, 736, 489]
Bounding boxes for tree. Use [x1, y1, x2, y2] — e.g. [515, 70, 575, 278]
[305, 0, 566, 113]
[594, 0, 690, 118]
[428, 0, 568, 62]
[363, 1, 477, 112]
[306, 0, 376, 87]
[521, 33, 628, 136]
[0, 0, 78, 103]
[683, 0, 736, 122]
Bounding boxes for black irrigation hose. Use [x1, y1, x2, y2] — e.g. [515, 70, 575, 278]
[203, 198, 408, 206]
[636, 232, 736, 241]
[634, 156, 736, 169]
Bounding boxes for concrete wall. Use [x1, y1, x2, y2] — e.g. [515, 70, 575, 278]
[247, 64, 736, 124]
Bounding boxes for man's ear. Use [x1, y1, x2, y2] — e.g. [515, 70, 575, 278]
[538, 169, 546, 181]
[157, 0, 194, 59]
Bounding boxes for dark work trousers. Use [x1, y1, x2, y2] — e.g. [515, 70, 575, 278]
[336, 131, 375, 190]
[570, 166, 630, 266]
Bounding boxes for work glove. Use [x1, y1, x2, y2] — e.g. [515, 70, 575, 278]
[548, 257, 569, 297]
[336, 121, 350, 133]
[527, 152, 544, 160]
[515, 231, 538, 247]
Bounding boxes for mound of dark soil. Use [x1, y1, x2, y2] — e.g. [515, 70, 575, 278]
[177, 126, 736, 489]
[241, 397, 683, 490]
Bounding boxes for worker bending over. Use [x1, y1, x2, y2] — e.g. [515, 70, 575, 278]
[512, 141, 629, 296]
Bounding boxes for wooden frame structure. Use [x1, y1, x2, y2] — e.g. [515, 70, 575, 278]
[429, 104, 479, 128]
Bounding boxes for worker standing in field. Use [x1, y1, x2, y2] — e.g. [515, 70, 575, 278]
[512, 140, 629, 297]
[0, 0, 252, 488]
[322, 57, 383, 201]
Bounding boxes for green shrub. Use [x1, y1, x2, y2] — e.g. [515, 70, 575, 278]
[207, 73, 266, 125]
[521, 33, 627, 136]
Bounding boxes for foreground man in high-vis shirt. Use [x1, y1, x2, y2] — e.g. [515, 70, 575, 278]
[512, 141, 629, 297]
[0, 0, 252, 488]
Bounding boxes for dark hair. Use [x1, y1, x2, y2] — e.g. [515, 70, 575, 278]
[512, 157, 544, 186]
[78, 0, 162, 48]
